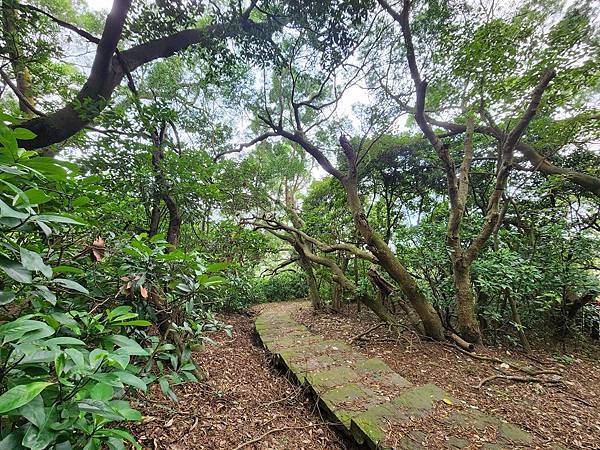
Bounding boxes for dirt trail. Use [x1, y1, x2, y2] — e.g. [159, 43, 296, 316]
[128, 312, 345, 449]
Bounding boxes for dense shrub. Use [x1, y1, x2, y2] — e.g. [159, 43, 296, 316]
[255, 272, 308, 303]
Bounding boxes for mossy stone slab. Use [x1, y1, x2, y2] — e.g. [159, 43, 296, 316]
[256, 302, 539, 450]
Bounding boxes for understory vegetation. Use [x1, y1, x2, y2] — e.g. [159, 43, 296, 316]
[0, 0, 598, 448]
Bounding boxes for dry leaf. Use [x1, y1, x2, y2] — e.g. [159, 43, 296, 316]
[91, 237, 105, 261]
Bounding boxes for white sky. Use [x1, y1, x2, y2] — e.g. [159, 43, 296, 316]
[87, 0, 112, 11]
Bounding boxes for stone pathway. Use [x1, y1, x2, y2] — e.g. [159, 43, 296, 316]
[255, 301, 551, 449]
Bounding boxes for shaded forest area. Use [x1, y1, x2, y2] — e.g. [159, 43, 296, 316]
[0, 0, 598, 448]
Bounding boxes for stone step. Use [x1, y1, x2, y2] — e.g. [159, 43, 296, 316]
[255, 302, 540, 450]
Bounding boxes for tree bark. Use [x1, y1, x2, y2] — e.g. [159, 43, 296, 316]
[507, 291, 531, 353]
[1, 0, 35, 116]
[15, 1, 269, 151]
[343, 177, 444, 340]
[162, 193, 181, 250]
[297, 252, 322, 309]
[284, 181, 323, 309]
[332, 279, 343, 310]
[264, 127, 445, 340]
[379, 0, 555, 343]
[452, 259, 481, 343]
[267, 226, 402, 332]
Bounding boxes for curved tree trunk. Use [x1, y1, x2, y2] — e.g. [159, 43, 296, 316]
[297, 252, 322, 309]
[343, 179, 444, 340]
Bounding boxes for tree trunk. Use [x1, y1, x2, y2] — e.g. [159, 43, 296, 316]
[344, 179, 444, 340]
[332, 280, 343, 310]
[452, 259, 481, 344]
[162, 193, 181, 250]
[297, 253, 322, 309]
[149, 198, 161, 236]
[507, 291, 531, 353]
[2, 0, 35, 116]
[150, 289, 203, 379]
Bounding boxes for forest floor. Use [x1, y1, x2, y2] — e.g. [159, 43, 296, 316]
[293, 303, 600, 449]
[127, 313, 347, 450]
[126, 303, 599, 449]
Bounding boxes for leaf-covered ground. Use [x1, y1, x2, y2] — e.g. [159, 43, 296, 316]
[127, 313, 345, 449]
[293, 304, 600, 449]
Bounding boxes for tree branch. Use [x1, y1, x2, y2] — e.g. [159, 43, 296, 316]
[16, 1, 268, 151]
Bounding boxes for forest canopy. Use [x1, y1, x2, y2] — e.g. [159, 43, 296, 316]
[0, 0, 598, 448]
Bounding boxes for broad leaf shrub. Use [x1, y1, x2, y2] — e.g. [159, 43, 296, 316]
[0, 118, 229, 449]
[0, 117, 148, 449]
[255, 271, 308, 304]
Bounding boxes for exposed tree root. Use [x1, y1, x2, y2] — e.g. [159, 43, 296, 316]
[477, 374, 563, 389]
[444, 343, 562, 377]
[348, 322, 386, 343]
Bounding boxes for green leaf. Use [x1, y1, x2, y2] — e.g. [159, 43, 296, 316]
[89, 348, 108, 368]
[0, 164, 26, 175]
[105, 335, 148, 356]
[205, 262, 230, 272]
[16, 189, 52, 206]
[51, 278, 88, 294]
[77, 400, 123, 422]
[20, 248, 53, 279]
[112, 320, 151, 327]
[110, 400, 141, 420]
[34, 285, 56, 305]
[114, 372, 147, 392]
[72, 196, 90, 207]
[0, 431, 24, 450]
[90, 382, 114, 401]
[0, 198, 28, 219]
[0, 255, 32, 283]
[95, 429, 140, 449]
[17, 394, 45, 428]
[35, 214, 84, 225]
[106, 306, 132, 320]
[158, 377, 178, 402]
[0, 382, 53, 414]
[0, 319, 55, 344]
[52, 265, 84, 275]
[55, 352, 66, 377]
[12, 128, 37, 140]
[108, 313, 137, 322]
[82, 438, 100, 450]
[22, 404, 58, 450]
[44, 337, 86, 346]
[64, 348, 85, 368]
[0, 290, 16, 305]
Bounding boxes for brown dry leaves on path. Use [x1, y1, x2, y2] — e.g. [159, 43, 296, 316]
[128, 313, 346, 450]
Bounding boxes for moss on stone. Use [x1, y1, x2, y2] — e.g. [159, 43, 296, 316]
[497, 422, 533, 445]
[256, 303, 537, 450]
[307, 366, 357, 392]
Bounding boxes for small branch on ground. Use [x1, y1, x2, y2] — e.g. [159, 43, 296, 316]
[263, 385, 304, 407]
[232, 423, 331, 450]
[444, 343, 562, 376]
[477, 374, 563, 389]
[349, 322, 386, 343]
[448, 332, 475, 352]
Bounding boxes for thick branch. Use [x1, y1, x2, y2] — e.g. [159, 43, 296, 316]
[16, 2, 266, 151]
[464, 70, 556, 263]
[213, 132, 277, 161]
[268, 126, 345, 180]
